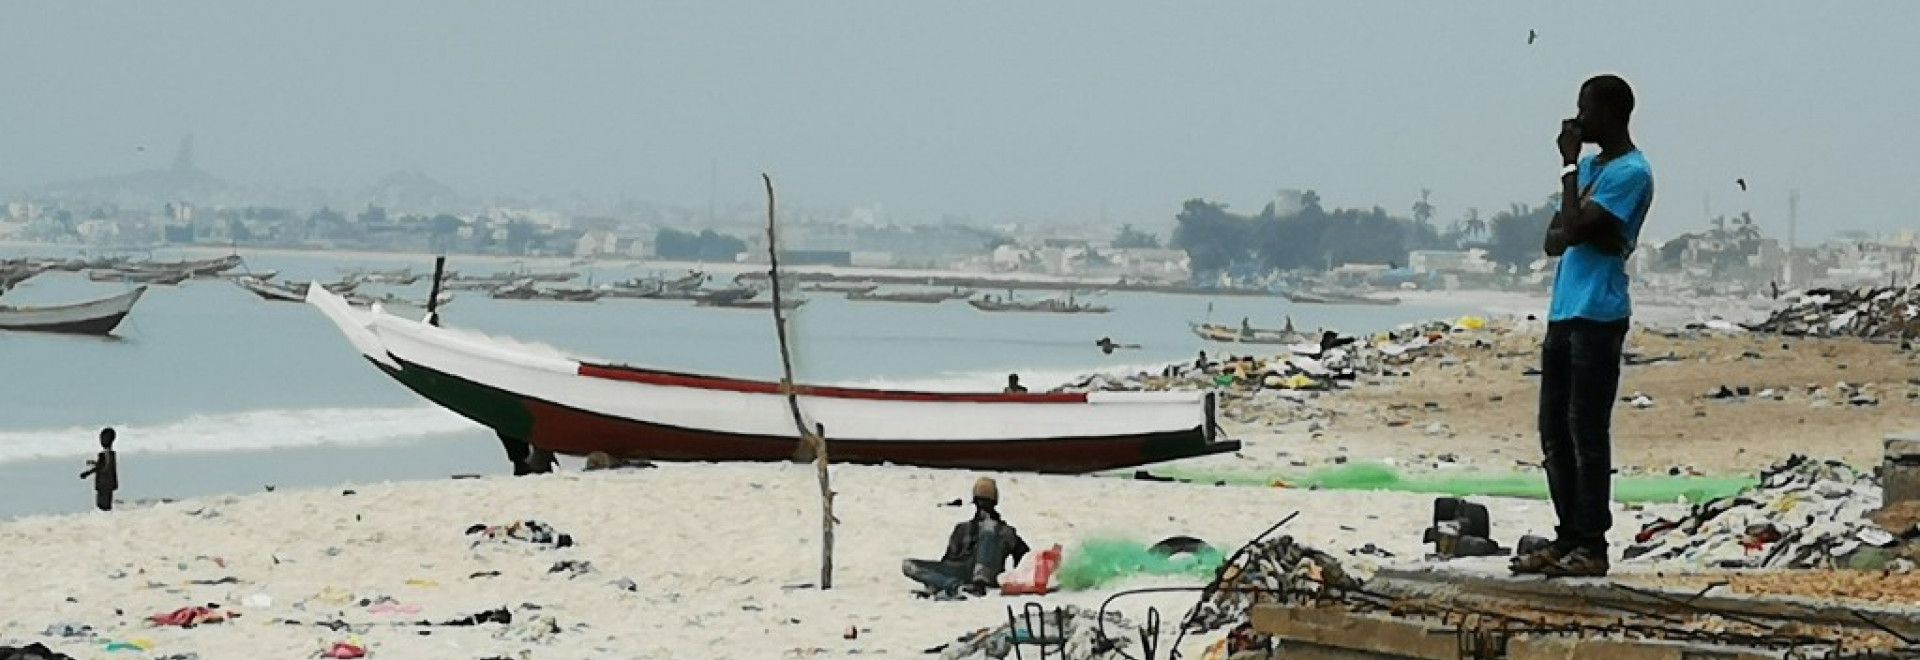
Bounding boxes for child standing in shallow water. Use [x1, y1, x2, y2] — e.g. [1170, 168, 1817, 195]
[79, 427, 118, 511]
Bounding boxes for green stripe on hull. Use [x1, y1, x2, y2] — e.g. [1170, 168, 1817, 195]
[372, 358, 535, 439]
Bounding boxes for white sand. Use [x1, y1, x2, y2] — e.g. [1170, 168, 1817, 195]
[0, 462, 1643, 659]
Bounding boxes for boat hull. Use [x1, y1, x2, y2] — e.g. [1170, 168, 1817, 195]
[0, 286, 146, 335]
[307, 286, 1238, 473]
[375, 355, 1232, 473]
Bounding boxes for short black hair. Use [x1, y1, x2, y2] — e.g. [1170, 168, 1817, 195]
[1583, 74, 1635, 118]
[100, 427, 116, 442]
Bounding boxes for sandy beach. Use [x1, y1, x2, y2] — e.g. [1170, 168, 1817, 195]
[0, 463, 1605, 660]
[8, 240, 1917, 658]
[1206, 324, 1920, 477]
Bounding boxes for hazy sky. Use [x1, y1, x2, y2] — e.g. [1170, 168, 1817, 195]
[2, 2, 1914, 240]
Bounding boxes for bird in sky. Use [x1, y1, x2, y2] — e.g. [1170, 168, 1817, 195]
[1736, 178, 1748, 191]
[1528, 29, 1538, 45]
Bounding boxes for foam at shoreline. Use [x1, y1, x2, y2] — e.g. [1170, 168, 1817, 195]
[0, 406, 476, 463]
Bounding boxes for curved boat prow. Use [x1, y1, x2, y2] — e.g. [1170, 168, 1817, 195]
[306, 283, 398, 369]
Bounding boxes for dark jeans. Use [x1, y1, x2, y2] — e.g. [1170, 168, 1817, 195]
[95, 490, 113, 511]
[1538, 318, 1628, 553]
[902, 520, 1010, 592]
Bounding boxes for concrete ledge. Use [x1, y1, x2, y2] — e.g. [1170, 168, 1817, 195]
[1370, 567, 1920, 640]
[1250, 605, 1458, 660]
[1250, 604, 1796, 660]
[1508, 635, 1783, 660]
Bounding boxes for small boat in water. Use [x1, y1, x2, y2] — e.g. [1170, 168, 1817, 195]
[304, 286, 1238, 473]
[848, 288, 970, 304]
[0, 286, 147, 336]
[803, 281, 880, 295]
[489, 280, 603, 302]
[119, 254, 243, 278]
[968, 294, 1110, 314]
[237, 277, 358, 302]
[697, 296, 807, 310]
[87, 269, 190, 285]
[1282, 289, 1401, 306]
[1189, 318, 1313, 345]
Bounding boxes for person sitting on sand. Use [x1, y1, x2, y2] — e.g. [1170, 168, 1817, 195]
[902, 477, 1031, 600]
[78, 427, 118, 512]
[1004, 374, 1027, 394]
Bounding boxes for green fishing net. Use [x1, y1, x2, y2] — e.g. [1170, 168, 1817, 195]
[1053, 538, 1226, 591]
[1118, 463, 1753, 504]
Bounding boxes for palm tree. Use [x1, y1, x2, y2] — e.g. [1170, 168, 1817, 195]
[1412, 188, 1435, 227]
[1464, 207, 1487, 240]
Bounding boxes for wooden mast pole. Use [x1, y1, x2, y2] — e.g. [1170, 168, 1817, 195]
[763, 173, 834, 589]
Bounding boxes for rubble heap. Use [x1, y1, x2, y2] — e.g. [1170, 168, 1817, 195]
[1184, 534, 1363, 634]
[931, 605, 1147, 660]
[1744, 286, 1920, 340]
[1625, 455, 1915, 569]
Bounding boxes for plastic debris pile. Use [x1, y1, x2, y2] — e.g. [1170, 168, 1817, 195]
[1743, 286, 1920, 340]
[1624, 455, 1913, 569]
[1054, 317, 1508, 424]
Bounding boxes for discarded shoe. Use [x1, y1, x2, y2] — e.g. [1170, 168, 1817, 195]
[1539, 547, 1609, 578]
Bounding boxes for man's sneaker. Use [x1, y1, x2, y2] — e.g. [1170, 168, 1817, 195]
[1538, 547, 1609, 578]
[962, 582, 989, 597]
[931, 588, 967, 602]
[1508, 543, 1568, 575]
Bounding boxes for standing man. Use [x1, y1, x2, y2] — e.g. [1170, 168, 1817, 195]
[79, 427, 119, 511]
[1004, 374, 1027, 394]
[1511, 74, 1655, 578]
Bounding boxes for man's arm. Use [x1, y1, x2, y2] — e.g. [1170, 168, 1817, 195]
[1545, 170, 1634, 257]
[1543, 170, 1583, 256]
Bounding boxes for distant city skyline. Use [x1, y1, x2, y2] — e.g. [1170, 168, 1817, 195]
[3, 2, 1915, 242]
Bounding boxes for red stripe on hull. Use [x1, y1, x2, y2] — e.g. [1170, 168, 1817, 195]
[575, 363, 1088, 404]
[521, 399, 1210, 473]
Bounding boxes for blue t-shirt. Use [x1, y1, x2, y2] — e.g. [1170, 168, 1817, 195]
[1549, 150, 1654, 322]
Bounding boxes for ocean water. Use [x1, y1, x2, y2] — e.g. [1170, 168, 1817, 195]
[1, 246, 1475, 517]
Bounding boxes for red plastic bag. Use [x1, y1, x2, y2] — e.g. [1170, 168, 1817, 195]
[999, 544, 1062, 596]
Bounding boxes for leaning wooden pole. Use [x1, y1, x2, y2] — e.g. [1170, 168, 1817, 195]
[763, 173, 834, 589]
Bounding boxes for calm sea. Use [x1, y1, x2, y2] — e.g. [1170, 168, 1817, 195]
[0, 245, 1473, 518]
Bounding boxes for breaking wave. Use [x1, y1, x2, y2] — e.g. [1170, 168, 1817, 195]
[0, 406, 479, 464]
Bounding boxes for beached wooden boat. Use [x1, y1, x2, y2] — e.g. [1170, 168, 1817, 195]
[305, 286, 1237, 473]
[0, 286, 147, 335]
[968, 296, 1111, 314]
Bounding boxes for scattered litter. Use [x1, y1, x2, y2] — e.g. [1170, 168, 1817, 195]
[146, 606, 235, 628]
[465, 520, 573, 549]
[548, 560, 594, 578]
[40, 623, 92, 638]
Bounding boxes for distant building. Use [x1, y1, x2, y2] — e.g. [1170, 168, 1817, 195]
[575, 230, 648, 258]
